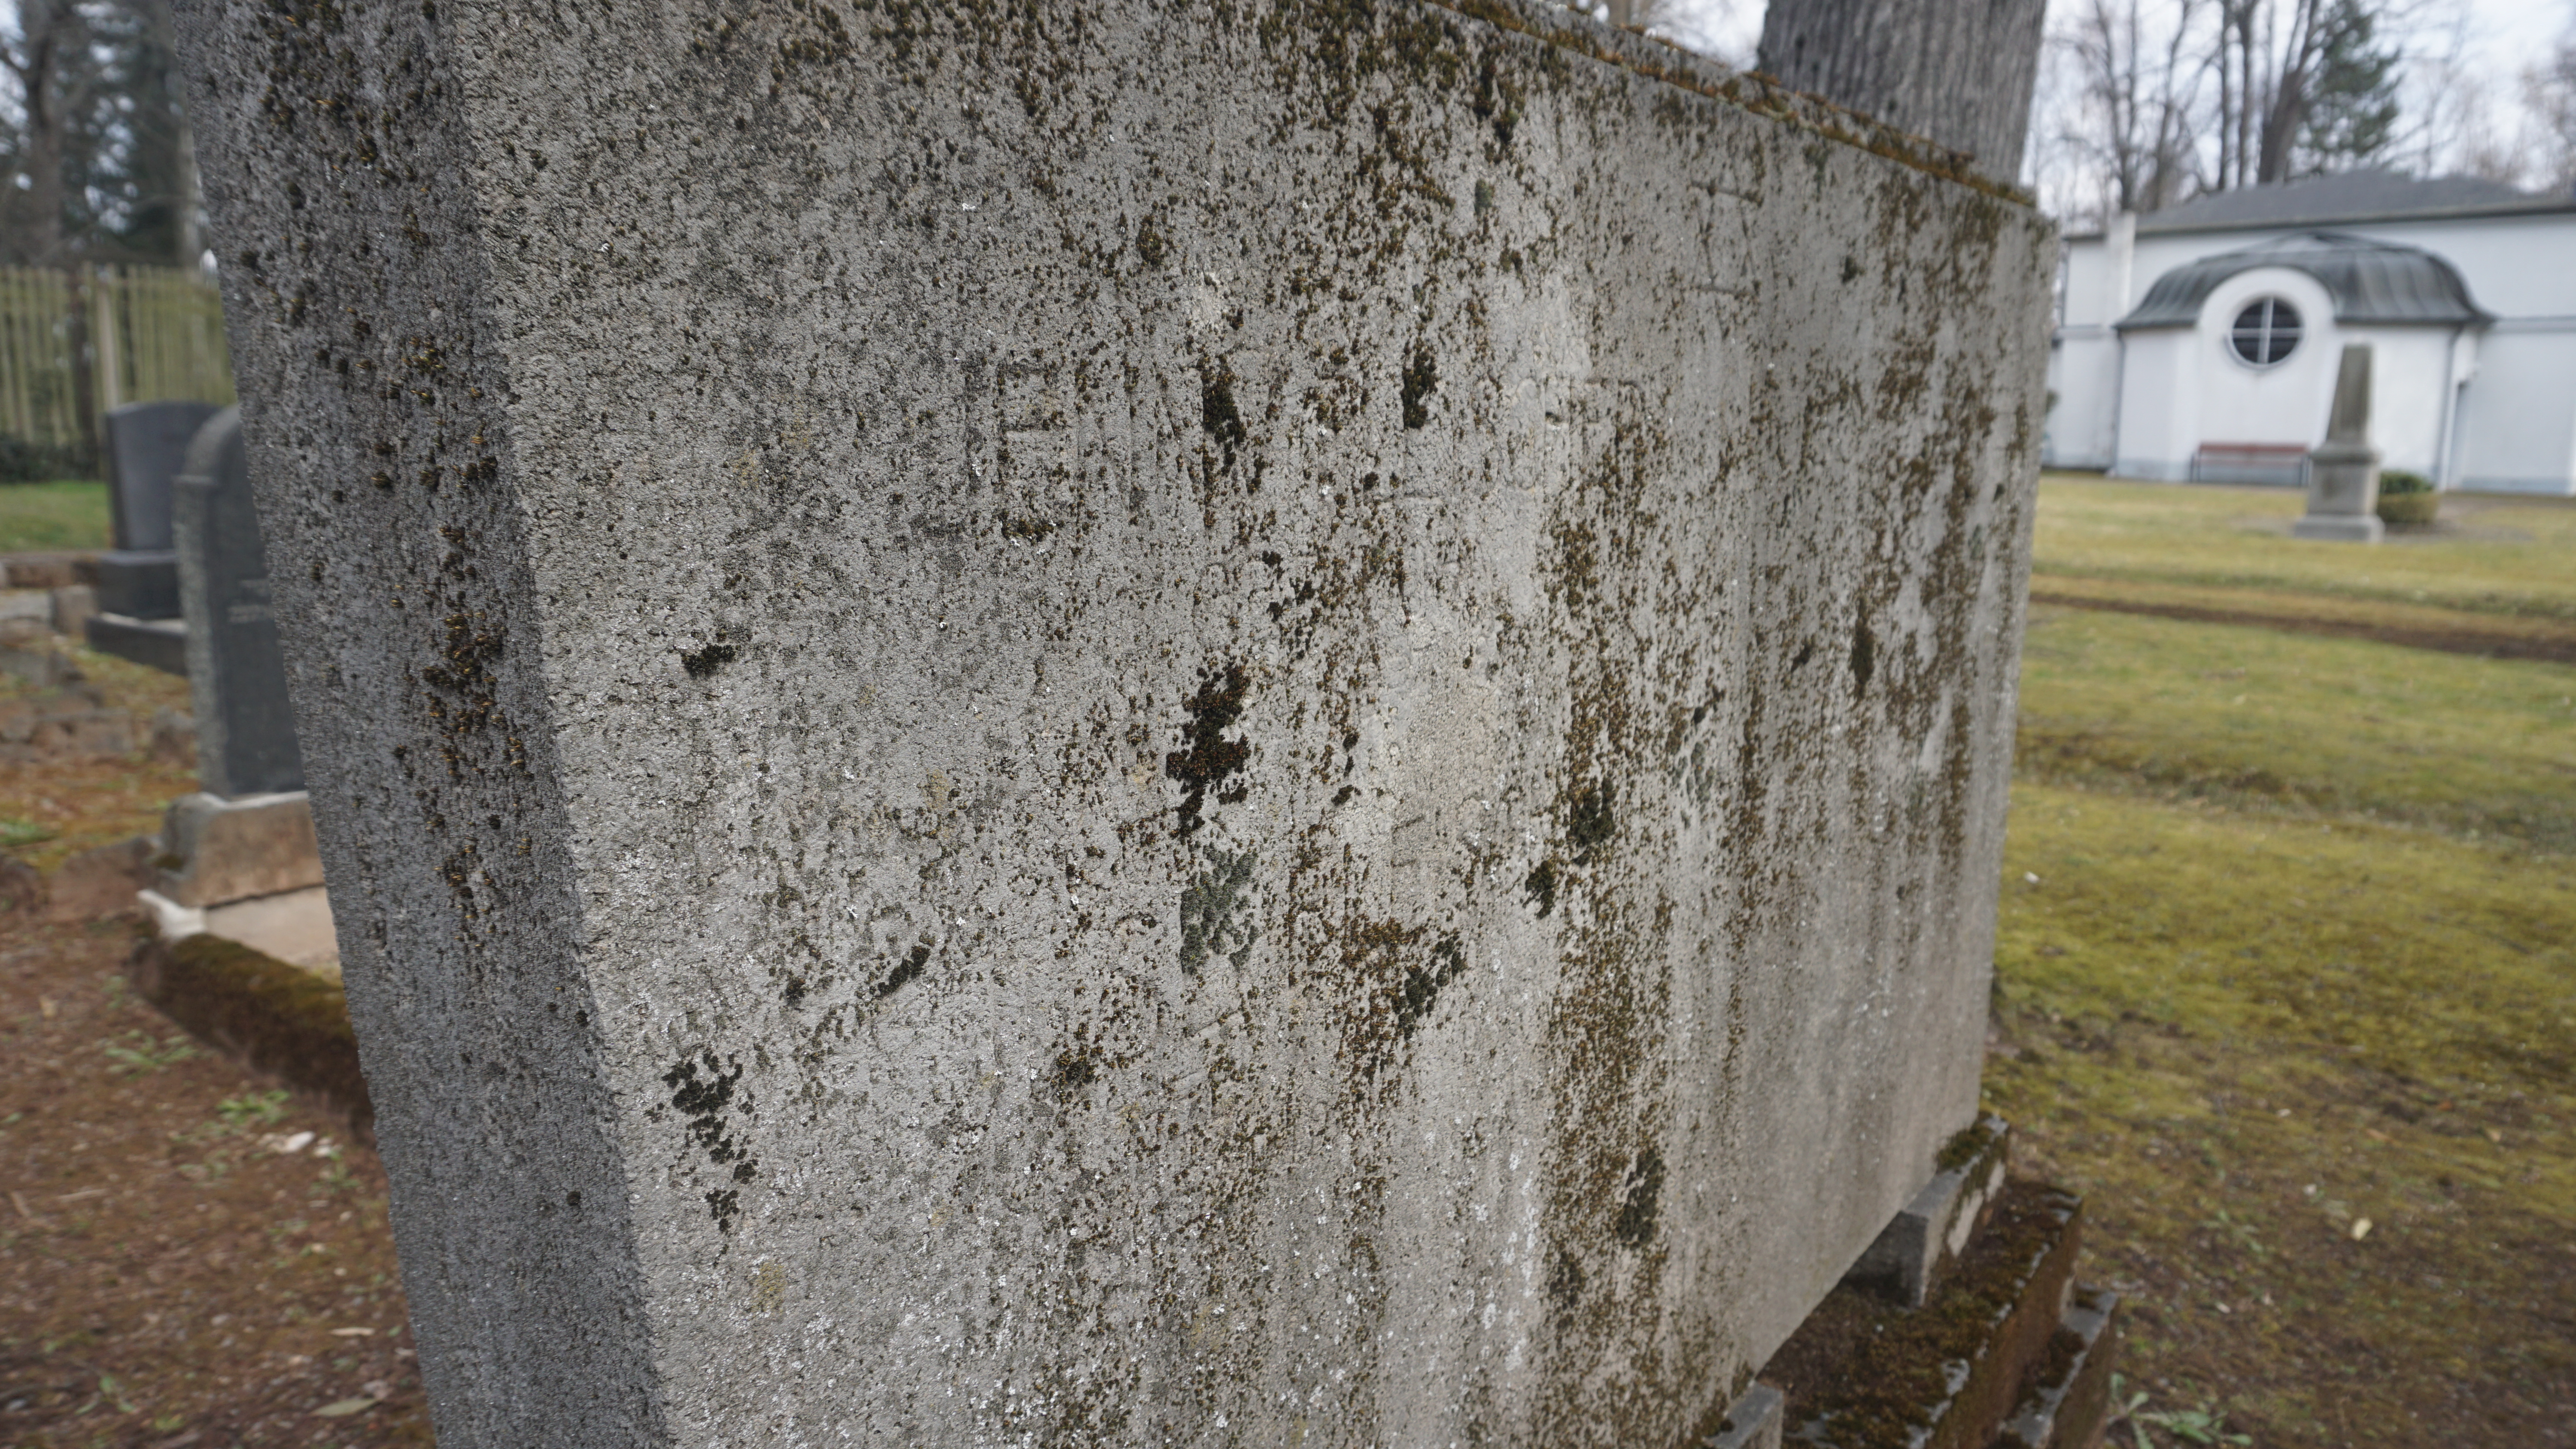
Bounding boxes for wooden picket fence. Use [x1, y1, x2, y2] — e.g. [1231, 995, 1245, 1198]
[91, 266, 237, 418]
[0, 267, 85, 448]
[0, 264, 235, 456]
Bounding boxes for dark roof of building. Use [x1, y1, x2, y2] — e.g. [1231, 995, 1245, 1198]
[2122, 169, 2575, 235]
[2117, 232, 2491, 330]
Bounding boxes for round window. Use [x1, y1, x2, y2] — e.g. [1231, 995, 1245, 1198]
[2228, 297, 2302, 367]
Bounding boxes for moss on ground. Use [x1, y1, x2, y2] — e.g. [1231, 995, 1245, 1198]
[137, 932, 372, 1136]
[1995, 478, 2576, 1444]
[0, 479, 112, 553]
[1990, 787, 2575, 1445]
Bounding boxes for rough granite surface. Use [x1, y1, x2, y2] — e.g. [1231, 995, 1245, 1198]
[173, 1, 2052, 1444]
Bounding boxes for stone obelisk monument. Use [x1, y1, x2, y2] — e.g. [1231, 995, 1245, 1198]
[2294, 345, 2385, 543]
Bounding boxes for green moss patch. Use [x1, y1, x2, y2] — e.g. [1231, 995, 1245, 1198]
[130, 932, 372, 1137]
[1766, 1179, 2083, 1449]
[1995, 476, 2575, 1444]
[1990, 786, 2576, 1444]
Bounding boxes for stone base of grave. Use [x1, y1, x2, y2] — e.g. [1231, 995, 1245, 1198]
[2291, 513, 2385, 544]
[1, 550, 100, 590]
[95, 548, 179, 620]
[128, 925, 369, 1137]
[143, 884, 340, 973]
[1704, 1384, 1788, 1449]
[85, 610, 188, 675]
[154, 791, 325, 909]
[1744, 1176, 2122, 1449]
[1994, 1284, 2121, 1449]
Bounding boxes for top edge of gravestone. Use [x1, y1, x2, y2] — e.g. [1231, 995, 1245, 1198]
[1431, 0, 2038, 205]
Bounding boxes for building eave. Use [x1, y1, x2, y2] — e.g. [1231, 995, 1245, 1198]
[2063, 198, 2576, 242]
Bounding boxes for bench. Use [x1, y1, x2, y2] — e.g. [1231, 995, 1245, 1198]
[2191, 442, 2309, 487]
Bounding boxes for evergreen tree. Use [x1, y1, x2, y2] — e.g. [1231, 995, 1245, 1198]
[2296, 0, 2401, 175]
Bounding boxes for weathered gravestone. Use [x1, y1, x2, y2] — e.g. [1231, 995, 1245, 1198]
[177, 1, 2053, 1443]
[174, 407, 305, 797]
[2294, 345, 2384, 544]
[90, 400, 216, 671]
[149, 405, 328, 919]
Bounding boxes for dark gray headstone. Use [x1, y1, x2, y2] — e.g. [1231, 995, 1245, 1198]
[97, 400, 219, 618]
[173, 407, 304, 796]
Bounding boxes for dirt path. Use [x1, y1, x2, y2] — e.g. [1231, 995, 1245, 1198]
[0, 911, 431, 1448]
[2028, 580, 2576, 666]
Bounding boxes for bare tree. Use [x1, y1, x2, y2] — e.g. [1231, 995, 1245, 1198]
[2529, 26, 2576, 194]
[2059, 0, 2210, 215]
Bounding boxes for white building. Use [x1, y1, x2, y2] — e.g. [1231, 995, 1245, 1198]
[2046, 170, 2576, 494]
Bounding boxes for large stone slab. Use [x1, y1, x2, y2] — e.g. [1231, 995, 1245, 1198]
[177, 2, 2050, 1444]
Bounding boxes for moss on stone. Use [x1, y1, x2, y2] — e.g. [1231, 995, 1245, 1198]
[130, 932, 372, 1136]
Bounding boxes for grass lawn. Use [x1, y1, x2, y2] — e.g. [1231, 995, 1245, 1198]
[1997, 475, 2576, 1447]
[2018, 608, 2576, 852]
[2032, 476, 2576, 624]
[0, 479, 113, 552]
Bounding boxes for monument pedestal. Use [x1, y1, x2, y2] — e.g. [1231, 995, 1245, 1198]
[141, 790, 340, 976]
[95, 548, 180, 619]
[2291, 512, 2384, 543]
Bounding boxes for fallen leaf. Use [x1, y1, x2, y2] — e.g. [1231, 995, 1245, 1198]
[313, 1397, 379, 1418]
[2351, 1217, 2373, 1241]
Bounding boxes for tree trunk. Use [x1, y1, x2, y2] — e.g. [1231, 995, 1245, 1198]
[131, 0, 204, 264]
[1755, 0, 2049, 181]
[9, 0, 82, 267]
